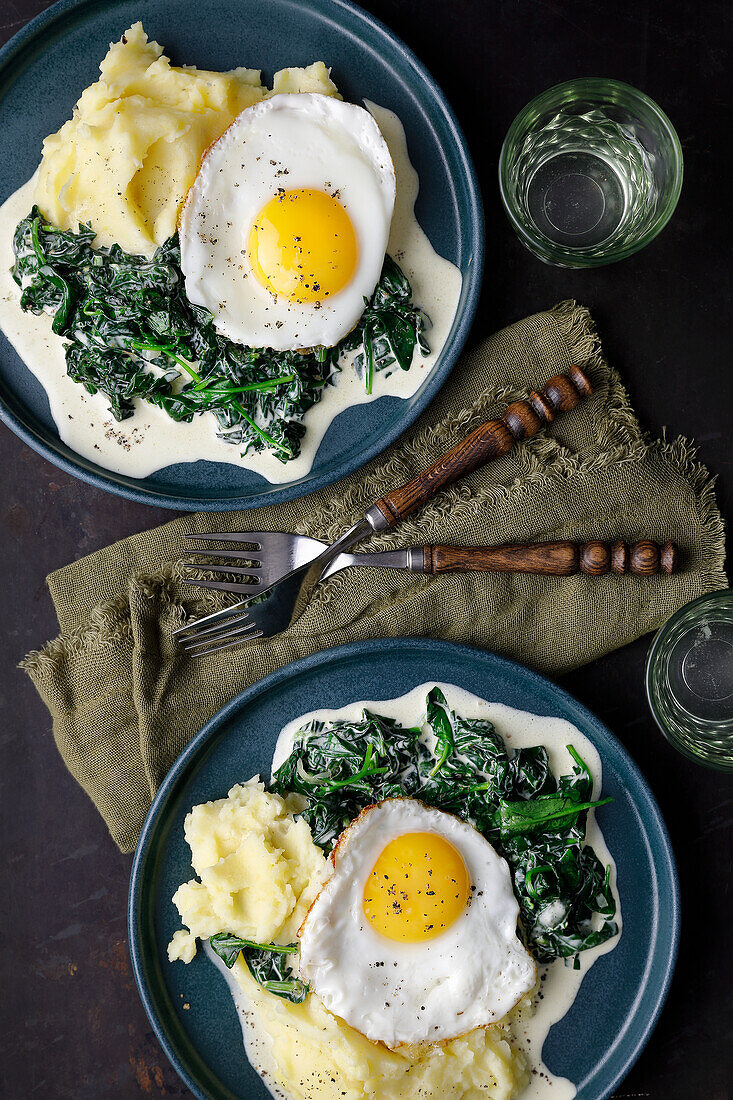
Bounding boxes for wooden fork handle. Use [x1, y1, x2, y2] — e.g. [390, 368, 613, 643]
[370, 365, 593, 528]
[422, 540, 679, 576]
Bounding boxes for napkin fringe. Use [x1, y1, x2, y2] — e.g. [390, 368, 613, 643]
[21, 567, 201, 679]
[21, 595, 134, 678]
[550, 299, 643, 456]
[655, 433, 727, 585]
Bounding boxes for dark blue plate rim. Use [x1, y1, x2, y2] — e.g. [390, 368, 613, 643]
[129, 638, 680, 1100]
[0, 0, 483, 511]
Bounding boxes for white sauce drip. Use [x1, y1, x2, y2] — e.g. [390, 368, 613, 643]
[206, 944, 291, 1100]
[210, 683, 622, 1100]
[0, 104, 461, 483]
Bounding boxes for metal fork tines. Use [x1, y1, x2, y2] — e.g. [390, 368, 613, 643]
[174, 531, 321, 655]
[175, 603, 262, 655]
[174, 525, 377, 656]
[180, 556, 262, 596]
[180, 530, 327, 598]
[181, 621, 262, 656]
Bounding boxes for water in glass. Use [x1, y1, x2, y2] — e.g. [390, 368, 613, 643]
[516, 105, 659, 252]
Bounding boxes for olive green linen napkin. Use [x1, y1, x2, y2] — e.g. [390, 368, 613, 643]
[22, 302, 727, 852]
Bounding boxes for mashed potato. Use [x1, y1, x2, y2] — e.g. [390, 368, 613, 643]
[169, 781, 530, 1100]
[168, 779, 327, 961]
[35, 23, 339, 255]
[235, 961, 529, 1099]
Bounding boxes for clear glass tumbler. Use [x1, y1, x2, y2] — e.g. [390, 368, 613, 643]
[499, 79, 683, 267]
[646, 591, 733, 772]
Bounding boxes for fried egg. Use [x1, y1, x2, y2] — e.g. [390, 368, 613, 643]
[298, 798, 537, 1047]
[179, 93, 396, 351]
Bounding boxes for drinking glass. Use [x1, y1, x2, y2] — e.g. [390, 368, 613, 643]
[646, 591, 733, 772]
[499, 79, 683, 267]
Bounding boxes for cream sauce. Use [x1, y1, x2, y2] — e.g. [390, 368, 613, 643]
[0, 104, 461, 483]
[206, 944, 291, 1100]
[212, 683, 621, 1100]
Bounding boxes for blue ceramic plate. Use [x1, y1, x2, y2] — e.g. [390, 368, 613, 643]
[129, 639, 679, 1100]
[0, 0, 482, 510]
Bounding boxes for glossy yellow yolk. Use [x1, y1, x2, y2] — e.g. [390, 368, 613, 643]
[248, 188, 358, 302]
[362, 831, 471, 943]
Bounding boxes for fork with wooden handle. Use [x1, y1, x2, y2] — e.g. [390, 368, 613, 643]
[181, 535, 679, 600]
[175, 365, 604, 654]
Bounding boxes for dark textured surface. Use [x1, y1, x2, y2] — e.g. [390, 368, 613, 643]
[0, 0, 731, 1097]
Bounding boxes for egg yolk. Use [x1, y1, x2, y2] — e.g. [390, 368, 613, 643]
[362, 831, 471, 943]
[248, 188, 358, 303]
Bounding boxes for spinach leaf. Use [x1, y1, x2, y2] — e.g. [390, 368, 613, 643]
[272, 688, 618, 965]
[510, 746, 553, 799]
[495, 793, 613, 838]
[12, 210, 429, 459]
[412, 688, 515, 838]
[273, 711, 422, 848]
[339, 255, 429, 393]
[209, 934, 308, 1004]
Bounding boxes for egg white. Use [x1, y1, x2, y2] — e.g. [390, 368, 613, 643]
[179, 93, 396, 351]
[298, 798, 537, 1047]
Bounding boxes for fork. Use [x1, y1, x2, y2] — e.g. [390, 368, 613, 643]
[175, 364, 595, 656]
[180, 532, 680, 600]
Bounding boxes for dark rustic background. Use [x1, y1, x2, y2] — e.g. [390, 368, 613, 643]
[1, 0, 732, 1097]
